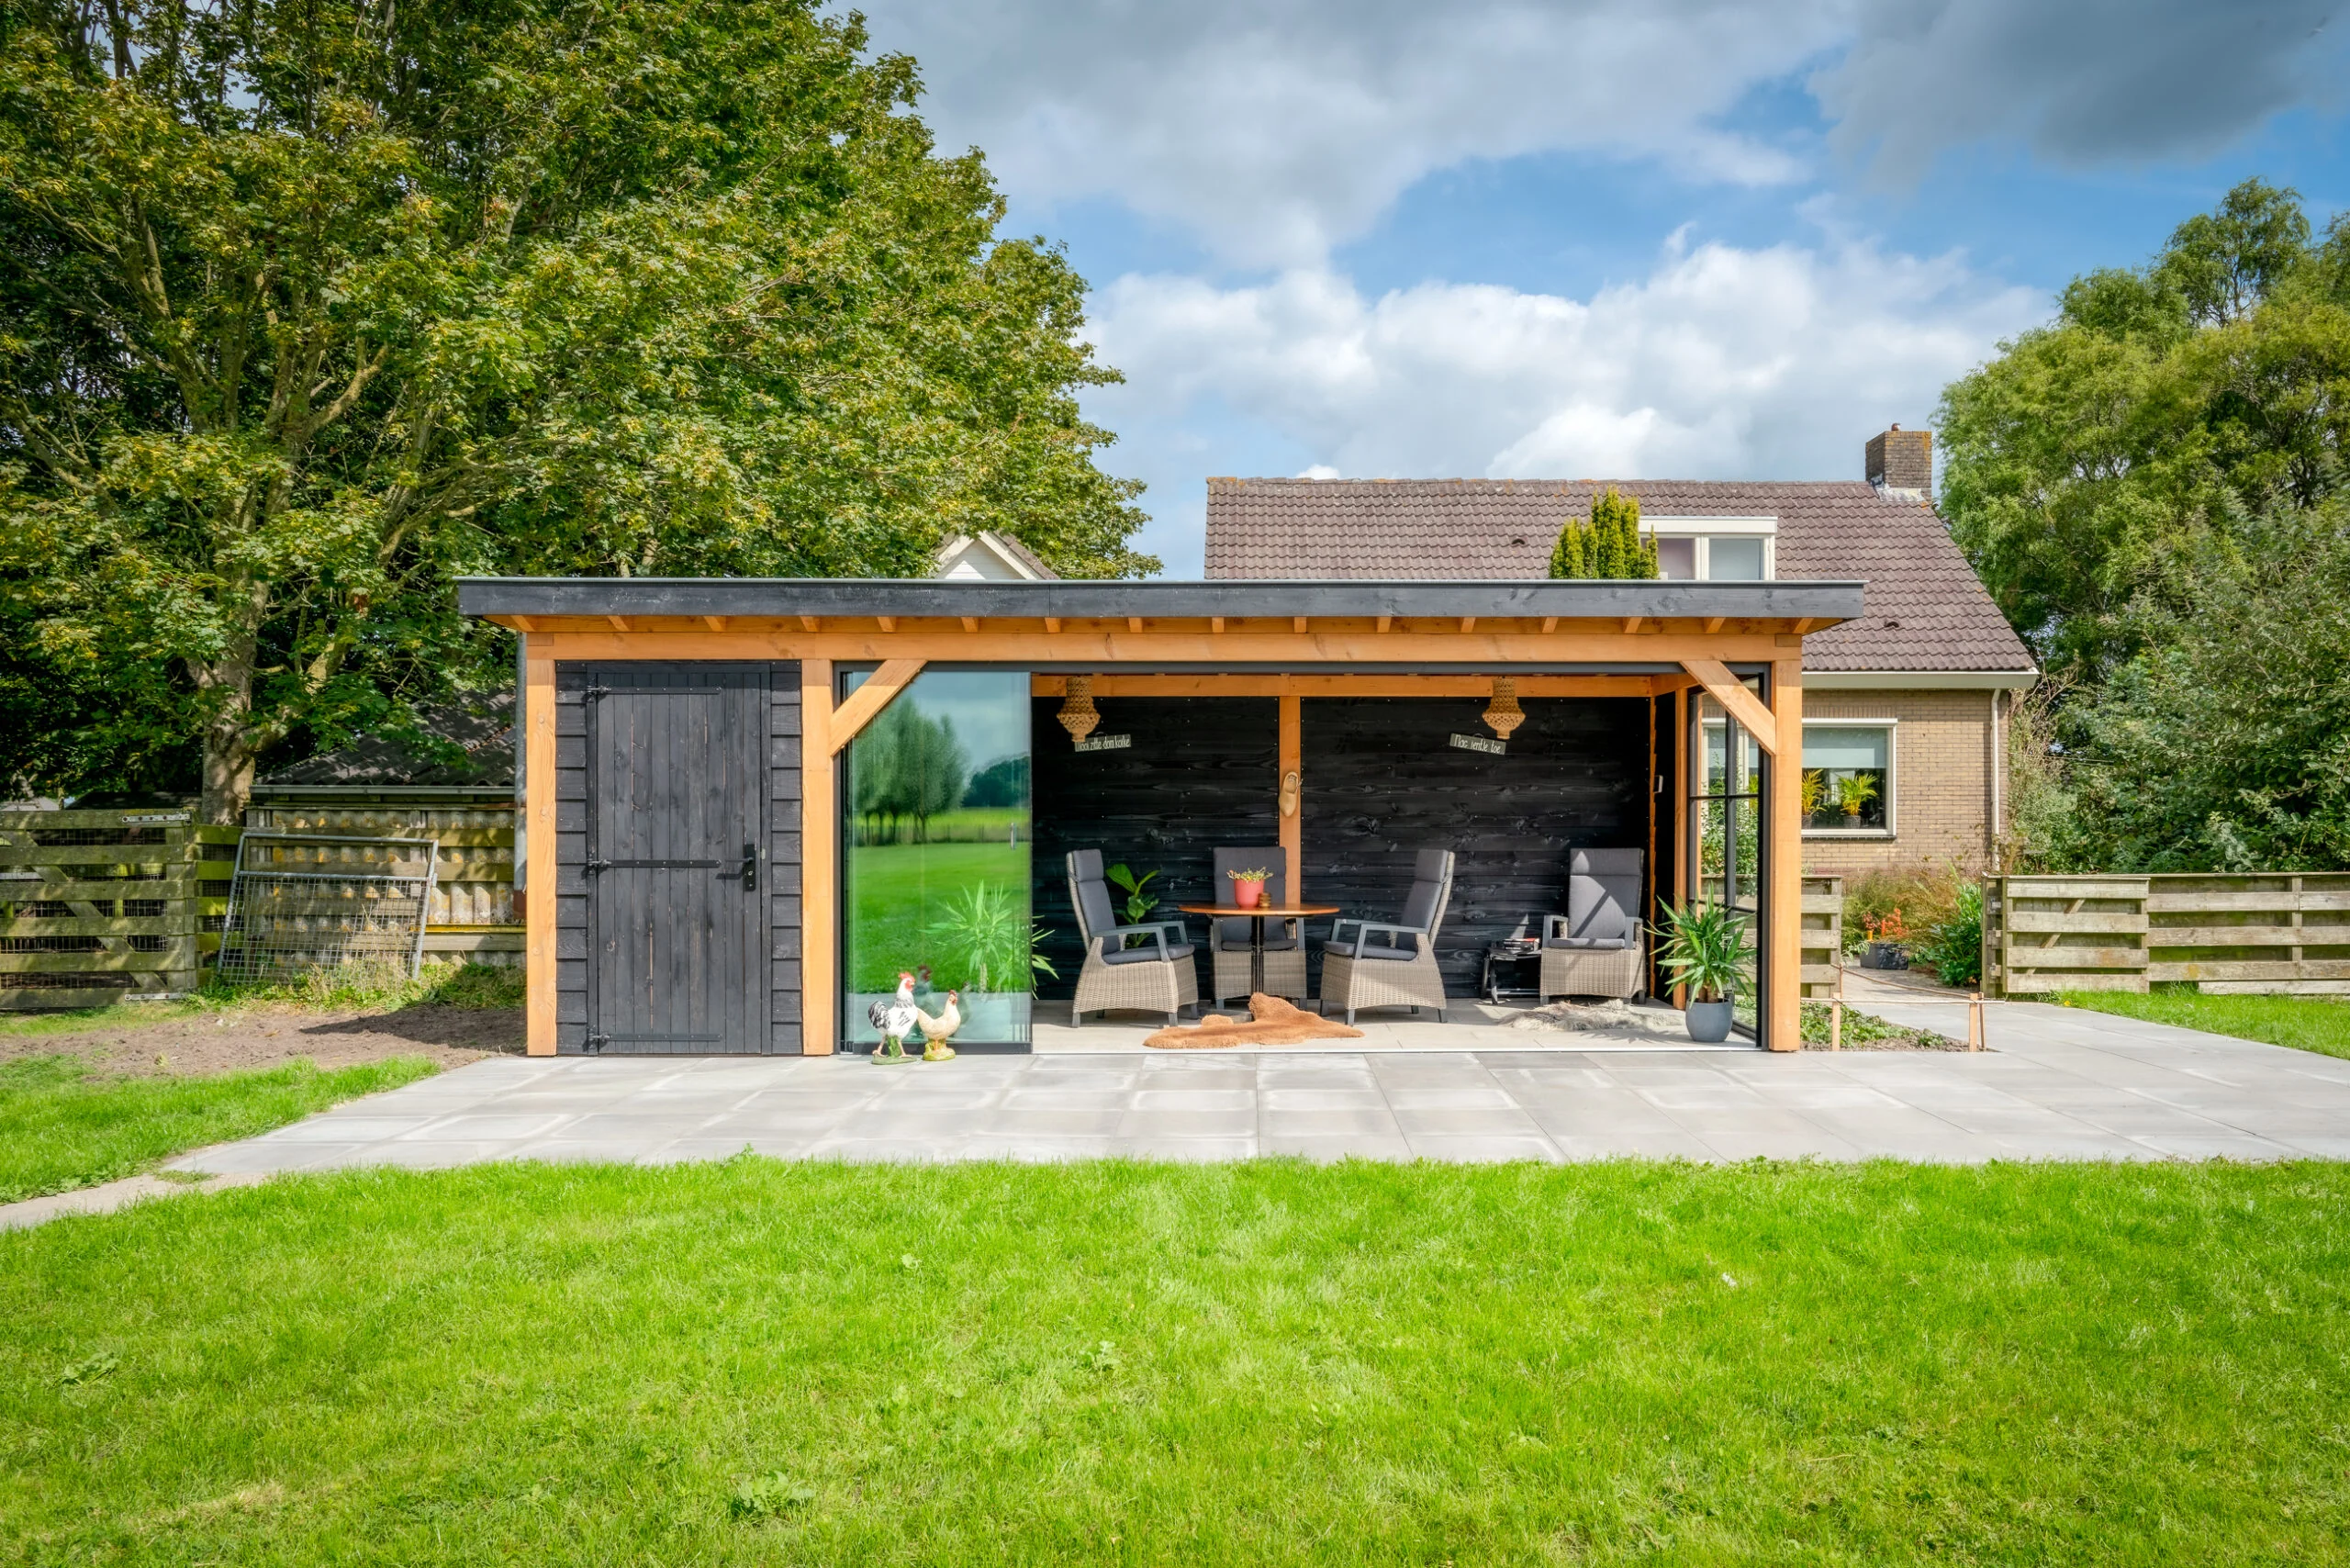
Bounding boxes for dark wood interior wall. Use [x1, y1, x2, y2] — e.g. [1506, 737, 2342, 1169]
[1030, 697, 1280, 999]
[552, 662, 802, 1055]
[1301, 698, 1649, 994]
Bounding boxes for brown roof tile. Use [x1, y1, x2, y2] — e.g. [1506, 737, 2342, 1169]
[1203, 477, 2033, 673]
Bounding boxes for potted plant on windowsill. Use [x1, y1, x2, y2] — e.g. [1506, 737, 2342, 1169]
[1651, 900, 1750, 1043]
[1225, 866, 1270, 910]
[1834, 772, 1878, 827]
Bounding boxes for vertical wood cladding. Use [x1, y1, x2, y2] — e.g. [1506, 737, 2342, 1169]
[1029, 698, 1279, 999]
[1301, 697, 1649, 995]
[552, 661, 801, 1054]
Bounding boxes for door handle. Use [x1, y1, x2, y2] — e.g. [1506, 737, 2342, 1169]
[738, 842, 757, 892]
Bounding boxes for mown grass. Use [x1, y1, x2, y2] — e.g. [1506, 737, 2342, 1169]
[6, 1159, 2348, 1563]
[2058, 987, 2350, 1061]
[0, 1055, 439, 1203]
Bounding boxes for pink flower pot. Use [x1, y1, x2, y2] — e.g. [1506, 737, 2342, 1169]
[1234, 879, 1263, 909]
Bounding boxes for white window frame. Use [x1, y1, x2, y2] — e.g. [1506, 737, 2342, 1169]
[1644, 515, 1777, 581]
[1800, 716, 1897, 839]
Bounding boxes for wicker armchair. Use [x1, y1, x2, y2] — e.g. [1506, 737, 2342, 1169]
[1067, 848, 1199, 1026]
[1318, 847, 1455, 1025]
[1208, 846, 1306, 1005]
[1539, 847, 1645, 1000]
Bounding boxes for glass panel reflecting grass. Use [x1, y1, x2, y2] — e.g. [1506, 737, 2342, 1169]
[844, 671, 1033, 1045]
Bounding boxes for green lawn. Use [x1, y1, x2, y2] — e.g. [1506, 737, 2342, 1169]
[846, 840, 1027, 991]
[6, 1160, 2349, 1563]
[2057, 988, 2350, 1060]
[0, 1055, 438, 1203]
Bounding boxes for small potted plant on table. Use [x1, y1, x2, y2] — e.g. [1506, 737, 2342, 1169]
[1225, 866, 1270, 910]
[1651, 900, 1750, 1043]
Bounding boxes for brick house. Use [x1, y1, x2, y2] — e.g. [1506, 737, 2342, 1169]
[1203, 426, 2036, 879]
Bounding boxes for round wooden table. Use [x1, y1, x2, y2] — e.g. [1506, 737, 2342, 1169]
[1178, 902, 1341, 997]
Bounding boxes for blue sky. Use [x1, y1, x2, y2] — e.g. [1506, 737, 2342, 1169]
[848, 0, 2350, 577]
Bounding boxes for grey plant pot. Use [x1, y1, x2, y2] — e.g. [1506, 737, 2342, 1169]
[1684, 998, 1734, 1043]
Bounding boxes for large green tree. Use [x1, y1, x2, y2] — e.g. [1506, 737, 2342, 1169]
[1939, 178, 2350, 678]
[1942, 179, 2350, 870]
[0, 0, 1150, 820]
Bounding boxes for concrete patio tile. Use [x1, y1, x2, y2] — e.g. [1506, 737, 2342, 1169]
[1117, 1108, 1259, 1139]
[965, 1108, 1127, 1137]
[1260, 1134, 1415, 1162]
[1633, 1082, 1770, 1113]
[1259, 1109, 1404, 1138]
[1000, 1087, 1136, 1112]
[1131, 1087, 1257, 1111]
[1523, 1099, 1703, 1142]
[1391, 1106, 1546, 1137]
[1377, 1083, 1519, 1111]
[259, 1116, 441, 1144]
[824, 1107, 1012, 1137]
[1261, 1087, 1391, 1112]
[397, 1112, 578, 1142]
[652, 1133, 825, 1162]
[1401, 1132, 1562, 1162]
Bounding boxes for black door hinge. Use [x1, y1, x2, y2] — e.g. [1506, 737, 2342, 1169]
[584, 1033, 609, 1054]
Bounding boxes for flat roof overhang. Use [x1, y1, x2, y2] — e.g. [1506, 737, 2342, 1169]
[459, 576, 1863, 638]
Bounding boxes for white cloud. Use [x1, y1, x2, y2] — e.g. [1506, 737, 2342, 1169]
[855, 0, 1844, 266]
[1086, 233, 2047, 571]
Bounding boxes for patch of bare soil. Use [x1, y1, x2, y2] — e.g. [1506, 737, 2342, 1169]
[0, 1003, 524, 1077]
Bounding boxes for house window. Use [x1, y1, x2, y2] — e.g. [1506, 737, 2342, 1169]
[1802, 722, 1893, 834]
[1646, 517, 1775, 580]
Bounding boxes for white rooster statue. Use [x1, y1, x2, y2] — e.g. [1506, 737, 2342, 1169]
[916, 990, 963, 1061]
[868, 972, 920, 1064]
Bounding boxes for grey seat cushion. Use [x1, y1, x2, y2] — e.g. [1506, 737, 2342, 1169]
[1101, 938, 1195, 967]
[1322, 938, 1416, 963]
[1552, 846, 1640, 949]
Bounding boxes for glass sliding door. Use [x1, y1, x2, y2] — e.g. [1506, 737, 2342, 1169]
[842, 669, 1035, 1048]
[1694, 700, 1763, 1038]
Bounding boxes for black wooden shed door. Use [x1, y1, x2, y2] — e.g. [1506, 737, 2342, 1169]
[585, 664, 767, 1054]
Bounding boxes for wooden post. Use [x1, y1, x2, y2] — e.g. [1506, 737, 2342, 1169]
[1967, 992, 1984, 1051]
[1767, 655, 1803, 1051]
[1278, 695, 1302, 896]
[1830, 958, 1843, 1051]
[800, 659, 836, 1056]
[524, 636, 557, 1056]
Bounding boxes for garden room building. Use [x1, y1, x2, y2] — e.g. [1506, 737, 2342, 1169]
[459, 576, 1862, 1056]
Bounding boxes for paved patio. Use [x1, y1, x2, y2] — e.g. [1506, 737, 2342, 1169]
[162, 996, 2350, 1172]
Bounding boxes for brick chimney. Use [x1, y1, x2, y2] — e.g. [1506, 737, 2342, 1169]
[1866, 424, 1932, 503]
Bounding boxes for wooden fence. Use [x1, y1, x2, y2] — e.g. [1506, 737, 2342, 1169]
[1985, 873, 2350, 996]
[0, 809, 239, 1009]
[245, 802, 521, 967]
[1800, 874, 1842, 998]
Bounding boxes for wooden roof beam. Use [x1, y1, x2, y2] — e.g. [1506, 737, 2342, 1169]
[1680, 658, 1780, 756]
[826, 659, 927, 756]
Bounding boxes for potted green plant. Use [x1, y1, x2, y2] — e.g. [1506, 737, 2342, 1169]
[1105, 863, 1160, 947]
[1651, 900, 1750, 1043]
[1835, 771, 1878, 825]
[1225, 865, 1270, 910]
[1799, 767, 1827, 824]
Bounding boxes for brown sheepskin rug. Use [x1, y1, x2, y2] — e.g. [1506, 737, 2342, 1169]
[1144, 993, 1366, 1049]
